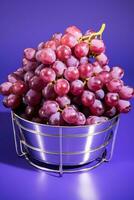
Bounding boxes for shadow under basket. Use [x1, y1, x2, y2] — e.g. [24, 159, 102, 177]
[11, 111, 120, 175]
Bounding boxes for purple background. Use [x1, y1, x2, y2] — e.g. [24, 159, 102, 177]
[0, 0, 134, 199]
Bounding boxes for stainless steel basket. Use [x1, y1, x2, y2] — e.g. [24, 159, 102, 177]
[11, 111, 120, 175]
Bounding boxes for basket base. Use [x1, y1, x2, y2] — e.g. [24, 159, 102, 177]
[24, 150, 107, 175]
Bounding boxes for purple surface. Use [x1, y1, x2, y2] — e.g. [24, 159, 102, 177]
[0, 0, 134, 199]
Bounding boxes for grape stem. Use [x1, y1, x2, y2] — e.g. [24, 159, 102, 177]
[79, 23, 106, 43]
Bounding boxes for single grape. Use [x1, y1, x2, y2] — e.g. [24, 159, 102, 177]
[38, 107, 49, 120]
[92, 62, 103, 74]
[76, 112, 86, 125]
[110, 66, 124, 79]
[87, 76, 103, 91]
[36, 48, 56, 64]
[42, 83, 56, 100]
[42, 100, 59, 117]
[117, 100, 131, 113]
[64, 67, 79, 81]
[24, 71, 34, 83]
[80, 56, 89, 65]
[44, 40, 57, 50]
[25, 89, 41, 106]
[54, 79, 70, 96]
[8, 73, 21, 83]
[119, 85, 134, 100]
[29, 76, 44, 91]
[49, 112, 64, 125]
[106, 79, 123, 92]
[84, 29, 95, 36]
[70, 80, 84, 95]
[89, 39, 105, 54]
[79, 63, 93, 79]
[14, 68, 25, 79]
[81, 90, 95, 107]
[0, 82, 12, 95]
[52, 61, 67, 77]
[105, 92, 119, 106]
[52, 32, 62, 46]
[56, 95, 71, 108]
[96, 53, 108, 66]
[97, 71, 111, 84]
[74, 42, 89, 58]
[56, 45, 71, 61]
[3, 94, 21, 109]
[40, 68, 56, 83]
[86, 116, 108, 125]
[37, 42, 45, 50]
[22, 58, 38, 71]
[103, 65, 110, 72]
[25, 106, 36, 118]
[35, 64, 45, 76]
[61, 33, 78, 48]
[24, 48, 36, 61]
[62, 106, 78, 124]
[90, 99, 105, 116]
[95, 89, 105, 99]
[65, 25, 82, 39]
[105, 107, 117, 117]
[12, 80, 27, 95]
[66, 55, 79, 68]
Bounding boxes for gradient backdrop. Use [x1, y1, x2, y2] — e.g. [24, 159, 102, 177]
[0, 0, 134, 199]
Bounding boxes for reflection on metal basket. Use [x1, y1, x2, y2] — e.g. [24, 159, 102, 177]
[11, 111, 120, 175]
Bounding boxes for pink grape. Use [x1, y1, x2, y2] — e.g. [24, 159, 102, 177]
[25, 89, 41, 106]
[81, 90, 95, 107]
[64, 67, 79, 81]
[56, 45, 71, 61]
[105, 92, 119, 106]
[37, 42, 45, 50]
[54, 79, 70, 96]
[56, 95, 71, 108]
[65, 25, 82, 39]
[22, 58, 38, 71]
[86, 116, 108, 125]
[76, 112, 86, 125]
[103, 65, 110, 72]
[90, 99, 105, 116]
[97, 71, 111, 84]
[44, 40, 57, 50]
[0, 82, 12, 95]
[110, 66, 124, 79]
[74, 42, 89, 58]
[38, 108, 48, 119]
[24, 71, 34, 83]
[42, 100, 59, 116]
[66, 56, 79, 67]
[89, 39, 105, 54]
[117, 100, 131, 113]
[70, 80, 84, 95]
[80, 57, 89, 64]
[36, 48, 56, 64]
[52, 32, 62, 46]
[35, 64, 45, 76]
[96, 53, 108, 66]
[40, 68, 56, 83]
[14, 68, 25, 79]
[62, 106, 78, 124]
[52, 61, 67, 77]
[49, 112, 63, 125]
[79, 63, 93, 79]
[42, 83, 56, 100]
[87, 76, 103, 91]
[106, 79, 123, 92]
[95, 89, 105, 99]
[119, 85, 134, 100]
[29, 76, 44, 91]
[24, 48, 36, 61]
[61, 33, 78, 48]
[12, 80, 27, 95]
[8, 73, 21, 83]
[84, 29, 95, 36]
[92, 62, 103, 74]
[3, 94, 21, 109]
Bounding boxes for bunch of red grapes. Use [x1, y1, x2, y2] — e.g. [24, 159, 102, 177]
[0, 24, 134, 126]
